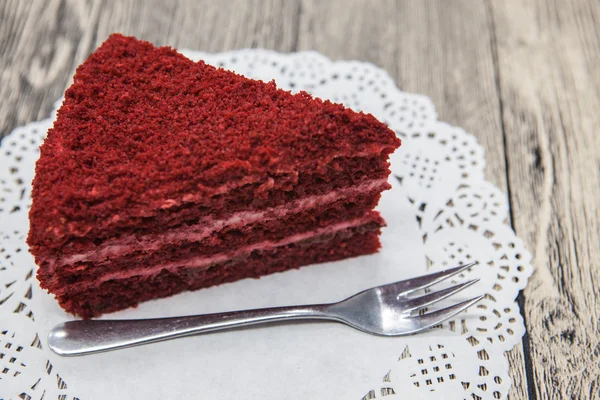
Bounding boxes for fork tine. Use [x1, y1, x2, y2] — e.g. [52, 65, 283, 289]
[400, 278, 480, 312]
[392, 262, 477, 296]
[410, 294, 485, 331]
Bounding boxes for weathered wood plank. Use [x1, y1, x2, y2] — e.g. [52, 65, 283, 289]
[490, 0, 600, 398]
[297, 1, 529, 398]
[0, 0, 102, 137]
[94, 0, 300, 52]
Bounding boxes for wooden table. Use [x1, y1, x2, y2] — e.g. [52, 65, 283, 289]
[1, 1, 598, 398]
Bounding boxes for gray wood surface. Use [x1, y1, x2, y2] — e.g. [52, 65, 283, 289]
[492, 0, 600, 398]
[1, 0, 598, 398]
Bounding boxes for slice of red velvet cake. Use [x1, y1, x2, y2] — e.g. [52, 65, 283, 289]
[27, 34, 401, 318]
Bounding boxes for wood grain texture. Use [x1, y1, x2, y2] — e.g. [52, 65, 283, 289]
[1, 0, 599, 398]
[0, 0, 100, 136]
[491, 0, 600, 398]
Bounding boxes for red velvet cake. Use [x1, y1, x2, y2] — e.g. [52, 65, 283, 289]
[28, 34, 401, 318]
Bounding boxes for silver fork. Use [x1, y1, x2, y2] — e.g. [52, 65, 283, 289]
[48, 262, 483, 356]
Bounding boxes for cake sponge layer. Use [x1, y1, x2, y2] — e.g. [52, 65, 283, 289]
[31, 154, 391, 255]
[41, 191, 383, 289]
[56, 225, 382, 318]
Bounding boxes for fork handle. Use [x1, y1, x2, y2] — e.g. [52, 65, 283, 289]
[48, 304, 335, 356]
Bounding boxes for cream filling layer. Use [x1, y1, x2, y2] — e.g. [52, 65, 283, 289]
[54, 178, 388, 266]
[95, 216, 374, 284]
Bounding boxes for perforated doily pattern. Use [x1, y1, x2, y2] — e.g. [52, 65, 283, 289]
[0, 49, 532, 399]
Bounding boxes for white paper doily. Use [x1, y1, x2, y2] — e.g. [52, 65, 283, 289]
[0, 49, 533, 400]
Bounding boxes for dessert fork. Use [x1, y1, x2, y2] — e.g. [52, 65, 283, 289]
[48, 262, 483, 356]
